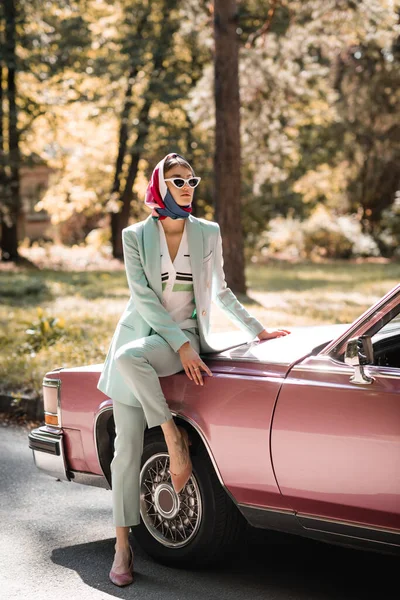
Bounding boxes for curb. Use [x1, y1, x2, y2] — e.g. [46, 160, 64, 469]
[0, 394, 44, 421]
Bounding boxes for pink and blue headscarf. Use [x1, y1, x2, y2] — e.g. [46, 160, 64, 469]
[144, 153, 193, 221]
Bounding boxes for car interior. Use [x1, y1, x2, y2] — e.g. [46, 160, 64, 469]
[371, 313, 400, 368]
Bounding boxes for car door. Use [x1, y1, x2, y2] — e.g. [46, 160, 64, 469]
[270, 289, 400, 538]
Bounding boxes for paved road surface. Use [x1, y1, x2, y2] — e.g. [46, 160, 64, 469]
[0, 424, 398, 600]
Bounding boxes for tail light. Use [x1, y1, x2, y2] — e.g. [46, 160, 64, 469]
[43, 377, 61, 426]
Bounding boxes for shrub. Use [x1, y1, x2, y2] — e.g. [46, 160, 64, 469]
[379, 194, 400, 257]
[255, 206, 381, 260]
[260, 216, 305, 259]
[337, 215, 380, 257]
[302, 206, 353, 259]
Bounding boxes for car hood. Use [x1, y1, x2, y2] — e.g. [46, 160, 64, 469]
[205, 323, 351, 367]
[57, 323, 351, 376]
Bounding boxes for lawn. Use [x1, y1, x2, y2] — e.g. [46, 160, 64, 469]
[1, 252, 399, 399]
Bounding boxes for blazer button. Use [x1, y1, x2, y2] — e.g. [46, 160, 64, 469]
[202, 310, 206, 316]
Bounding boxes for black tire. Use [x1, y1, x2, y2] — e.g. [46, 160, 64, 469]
[133, 425, 246, 568]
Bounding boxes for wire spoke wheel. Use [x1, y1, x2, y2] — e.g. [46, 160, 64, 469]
[140, 452, 202, 548]
[135, 429, 245, 567]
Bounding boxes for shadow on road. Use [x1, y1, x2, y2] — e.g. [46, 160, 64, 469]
[51, 526, 398, 600]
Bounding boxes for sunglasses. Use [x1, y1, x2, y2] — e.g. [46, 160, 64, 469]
[164, 176, 201, 189]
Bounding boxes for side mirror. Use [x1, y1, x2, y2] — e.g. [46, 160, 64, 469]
[344, 335, 374, 385]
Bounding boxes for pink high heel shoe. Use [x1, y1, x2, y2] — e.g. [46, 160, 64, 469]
[109, 544, 134, 587]
[169, 427, 192, 494]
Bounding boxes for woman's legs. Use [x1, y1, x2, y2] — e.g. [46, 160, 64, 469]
[114, 327, 200, 482]
[111, 401, 146, 528]
[110, 400, 145, 574]
[112, 528, 131, 576]
[114, 328, 199, 429]
[111, 420, 191, 575]
[110, 327, 200, 574]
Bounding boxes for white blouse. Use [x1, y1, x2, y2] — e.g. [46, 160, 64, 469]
[158, 219, 198, 331]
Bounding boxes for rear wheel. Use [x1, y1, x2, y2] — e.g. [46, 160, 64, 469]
[133, 426, 246, 567]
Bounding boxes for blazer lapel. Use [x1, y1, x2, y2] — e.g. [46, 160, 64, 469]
[141, 214, 204, 306]
[142, 216, 162, 300]
[186, 215, 204, 313]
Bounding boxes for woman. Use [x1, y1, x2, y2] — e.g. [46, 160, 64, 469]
[97, 152, 290, 586]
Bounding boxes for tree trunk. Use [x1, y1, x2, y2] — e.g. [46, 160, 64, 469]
[214, 0, 246, 294]
[0, 63, 6, 229]
[109, 7, 152, 258]
[110, 65, 142, 258]
[1, 0, 21, 262]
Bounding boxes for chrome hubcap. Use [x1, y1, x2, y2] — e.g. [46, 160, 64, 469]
[140, 452, 202, 548]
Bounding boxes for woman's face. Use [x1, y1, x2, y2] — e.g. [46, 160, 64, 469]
[164, 164, 195, 206]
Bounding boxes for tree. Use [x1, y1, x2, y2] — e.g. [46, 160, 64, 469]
[214, 0, 246, 293]
[0, 0, 21, 261]
[333, 33, 400, 252]
[0, 0, 91, 261]
[86, 0, 209, 258]
[33, 0, 210, 251]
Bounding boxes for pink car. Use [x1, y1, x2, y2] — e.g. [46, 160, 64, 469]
[28, 284, 400, 564]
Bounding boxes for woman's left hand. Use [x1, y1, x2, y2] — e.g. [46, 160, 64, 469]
[257, 328, 291, 340]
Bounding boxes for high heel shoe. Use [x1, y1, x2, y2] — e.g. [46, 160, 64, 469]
[169, 427, 192, 494]
[109, 544, 134, 587]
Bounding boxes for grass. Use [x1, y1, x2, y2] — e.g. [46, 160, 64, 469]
[1, 255, 399, 399]
[244, 260, 400, 327]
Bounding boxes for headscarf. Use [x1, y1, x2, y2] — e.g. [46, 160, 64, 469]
[144, 153, 194, 220]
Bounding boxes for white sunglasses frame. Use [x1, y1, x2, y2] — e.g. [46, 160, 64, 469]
[164, 176, 201, 189]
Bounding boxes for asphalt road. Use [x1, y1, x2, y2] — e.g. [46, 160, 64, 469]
[1, 424, 398, 600]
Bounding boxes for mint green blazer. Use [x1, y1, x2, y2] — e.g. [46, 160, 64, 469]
[97, 214, 264, 406]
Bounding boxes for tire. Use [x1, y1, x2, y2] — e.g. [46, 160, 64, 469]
[133, 425, 246, 568]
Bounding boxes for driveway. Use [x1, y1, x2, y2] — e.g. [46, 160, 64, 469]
[0, 424, 397, 600]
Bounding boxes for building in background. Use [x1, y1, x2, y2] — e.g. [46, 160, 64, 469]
[17, 154, 56, 242]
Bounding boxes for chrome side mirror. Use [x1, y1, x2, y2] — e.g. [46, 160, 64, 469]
[344, 335, 374, 385]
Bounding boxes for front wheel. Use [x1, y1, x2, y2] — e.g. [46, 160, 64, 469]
[133, 426, 246, 568]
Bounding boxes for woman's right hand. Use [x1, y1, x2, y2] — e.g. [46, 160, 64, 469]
[178, 342, 213, 386]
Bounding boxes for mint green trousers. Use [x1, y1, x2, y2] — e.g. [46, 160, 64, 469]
[111, 326, 200, 527]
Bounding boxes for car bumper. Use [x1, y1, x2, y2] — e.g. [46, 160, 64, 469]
[28, 426, 70, 481]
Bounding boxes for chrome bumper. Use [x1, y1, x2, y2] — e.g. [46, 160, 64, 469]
[28, 426, 70, 482]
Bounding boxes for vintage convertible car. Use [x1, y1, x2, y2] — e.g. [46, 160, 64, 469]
[28, 284, 400, 565]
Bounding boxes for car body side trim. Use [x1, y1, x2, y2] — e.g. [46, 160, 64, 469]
[298, 513, 400, 545]
[238, 503, 303, 535]
[237, 502, 400, 551]
[69, 470, 110, 489]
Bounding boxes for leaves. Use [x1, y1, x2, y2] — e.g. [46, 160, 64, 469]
[2, 0, 399, 261]
[21, 306, 66, 353]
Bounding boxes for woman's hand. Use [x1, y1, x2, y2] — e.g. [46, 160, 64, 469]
[178, 342, 213, 386]
[257, 328, 291, 340]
